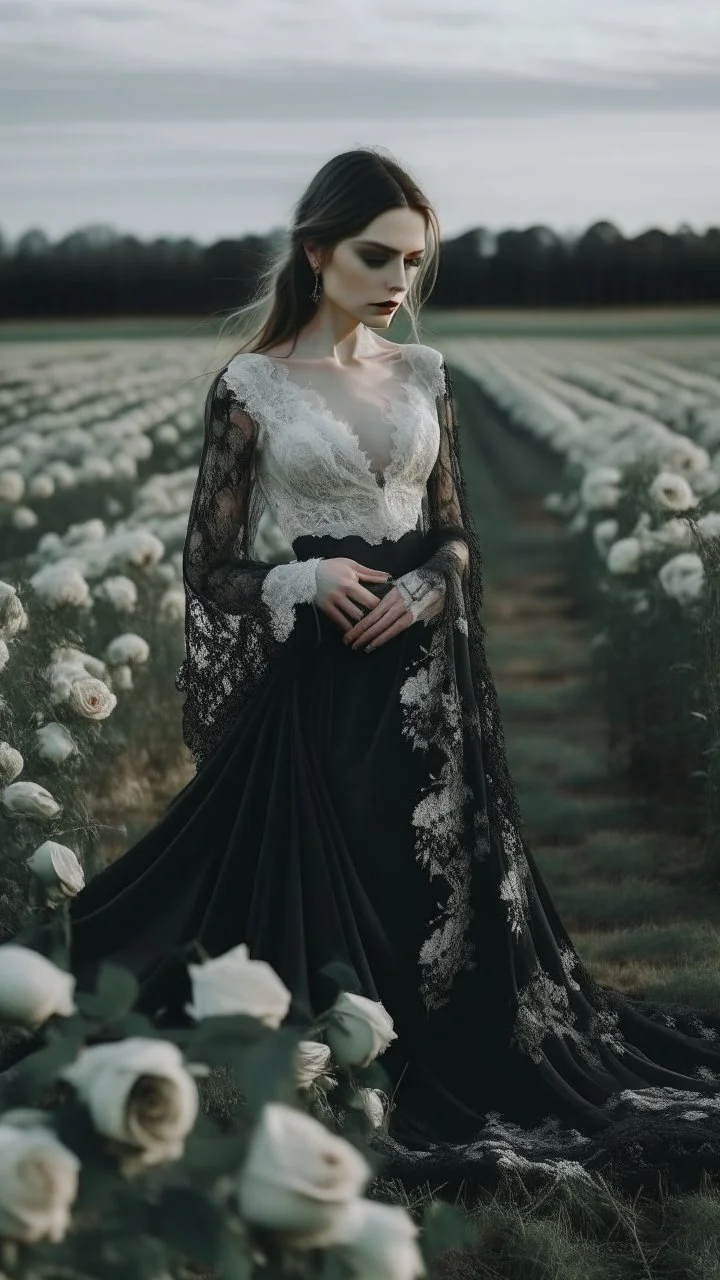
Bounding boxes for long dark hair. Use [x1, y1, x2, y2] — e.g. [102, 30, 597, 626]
[216, 146, 441, 364]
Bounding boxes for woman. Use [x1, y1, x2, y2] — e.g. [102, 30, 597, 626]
[19, 149, 720, 1193]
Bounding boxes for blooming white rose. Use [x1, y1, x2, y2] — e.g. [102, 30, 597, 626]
[27, 473, 56, 501]
[0, 471, 24, 504]
[649, 471, 698, 513]
[65, 518, 106, 545]
[0, 946, 76, 1027]
[607, 537, 642, 575]
[109, 530, 164, 571]
[0, 1122, 80, 1243]
[104, 633, 150, 667]
[237, 1102, 372, 1248]
[185, 942, 292, 1026]
[0, 742, 23, 785]
[12, 506, 38, 531]
[658, 552, 705, 605]
[158, 587, 185, 623]
[66, 677, 117, 720]
[29, 563, 91, 609]
[51, 645, 107, 681]
[111, 663, 134, 691]
[333, 1200, 426, 1280]
[0, 582, 27, 639]
[0, 639, 9, 672]
[326, 992, 397, 1068]
[592, 519, 619, 560]
[295, 1040, 333, 1090]
[580, 467, 622, 511]
[697, 512, 720, 540]
[26, 840, 85, 900]
[94, 576, 138, 613]
[644, 518, 695, 554]
[1, 780, 62, 820]
[59, 1038, 201, 1173]
[347, 1087, 389, 1131]
[35, 722, 78, 764]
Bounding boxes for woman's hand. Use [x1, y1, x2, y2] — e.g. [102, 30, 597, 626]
[343, 564, 446, 651]
[314, 558, 394, 632]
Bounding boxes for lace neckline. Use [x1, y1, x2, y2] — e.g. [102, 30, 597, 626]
[253, 349, 418, 490]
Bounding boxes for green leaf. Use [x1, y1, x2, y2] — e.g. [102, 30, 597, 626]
[94, 962, 139, 1020]
[235, 1025, 302, 1110]
[318, 960, 363, 996]
[2, 1028, 85, 1106]
[153, 1186, 225, 1266]
[420, 1200, 478, 1265]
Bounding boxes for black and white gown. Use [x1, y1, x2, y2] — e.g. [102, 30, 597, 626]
[17, 341, 720, 1195]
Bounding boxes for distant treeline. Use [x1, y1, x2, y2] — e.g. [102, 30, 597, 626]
[1, 219, 719, 317]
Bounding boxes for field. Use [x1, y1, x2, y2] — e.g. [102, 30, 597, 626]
[2, 310, 720, 1277]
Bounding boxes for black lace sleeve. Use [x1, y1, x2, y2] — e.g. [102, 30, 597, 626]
[430, 358, 525, 834]
[176, 368, 323, 768]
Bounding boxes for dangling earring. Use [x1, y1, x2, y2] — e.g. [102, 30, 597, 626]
[310, 261, 322, 304]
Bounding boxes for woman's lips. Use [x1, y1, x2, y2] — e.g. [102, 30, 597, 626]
[371, 302, 398, 309]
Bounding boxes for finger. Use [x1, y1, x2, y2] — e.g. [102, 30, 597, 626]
[347, 584, 394, 612]
[365, 615, 413, 650]
[351, 602, 407, 647]
[325, 603, 355, 633]
[344, 594, 395, 643]
[352, 562, 392, 580]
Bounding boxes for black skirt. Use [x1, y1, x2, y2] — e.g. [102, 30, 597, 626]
[50, 531, 720, 1195]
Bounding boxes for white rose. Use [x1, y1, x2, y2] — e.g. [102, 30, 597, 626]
[29, 563, 91, 609]
[94, 576, 138, 613]
[110, 530, 164, 571]
[347, 1087, 389, 1130]
[0, 639, 9, 672]
[580, 467, 622, 511]
[158, 587, 185, 623]
[27, 473, 56, 500]
[12, 506, 38, 531]
[26, 840, 85, 900]
[0, 946, 76, 1027]
[185, 942, 291, 1026]
[649, 471, 698, 513]
[1, 781, 62, 820]
[66, 677, 117, 720]
[35, 722, 78, 764]
[658, 552, 705, 605]
[51, 646, 107, 681]
[0, 742, 24, 785]
[111, 663, 134, 691]
[0, 582, 27, 639]
[326, 992, 397, 1068]
[333, 1200, 426, 1280]
[592, 519, 619, 560]
[295, 1040, 333, 1090]
[65, 518, 106, 545]
[644, 518, 695, 554]
[59, 1038, 200, 1172]
[607, 537, 642, 575]
[104, 633, 150, 667]
[697, 512, 720, 540]
[0, 1122, 80, 1243]
[236, 1102, 372, 1248]
[0, 471, 24, 504]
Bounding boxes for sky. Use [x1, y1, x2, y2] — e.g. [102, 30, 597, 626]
[2, 0, 719, 249]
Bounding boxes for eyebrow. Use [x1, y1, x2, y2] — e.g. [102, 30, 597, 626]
[355, 240, 426, 255]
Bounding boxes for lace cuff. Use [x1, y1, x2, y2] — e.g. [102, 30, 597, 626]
[395, 540, 469, 626]
[260, 557, 325, 642]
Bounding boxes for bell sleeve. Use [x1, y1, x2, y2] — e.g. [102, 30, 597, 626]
[394, 357, 471, 624]
[176, 367, 323, 767]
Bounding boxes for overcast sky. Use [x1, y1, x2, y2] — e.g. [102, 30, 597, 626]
[2, 0, 719, 248]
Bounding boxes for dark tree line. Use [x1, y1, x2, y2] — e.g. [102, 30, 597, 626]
[1, 219, 719, 318]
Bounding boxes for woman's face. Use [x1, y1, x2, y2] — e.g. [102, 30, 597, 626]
[308, 207, 428, 327]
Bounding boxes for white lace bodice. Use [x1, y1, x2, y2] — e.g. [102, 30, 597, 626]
[221, 343, 446, 547]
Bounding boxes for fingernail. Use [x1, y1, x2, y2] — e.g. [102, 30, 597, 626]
[366, 644, 374, 652]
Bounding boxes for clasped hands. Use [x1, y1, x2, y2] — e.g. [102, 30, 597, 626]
[314, 556, 445, 652]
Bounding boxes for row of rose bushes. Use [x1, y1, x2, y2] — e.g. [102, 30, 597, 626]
[0, 345, 208, 558]
[452, 340, 720, 864]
